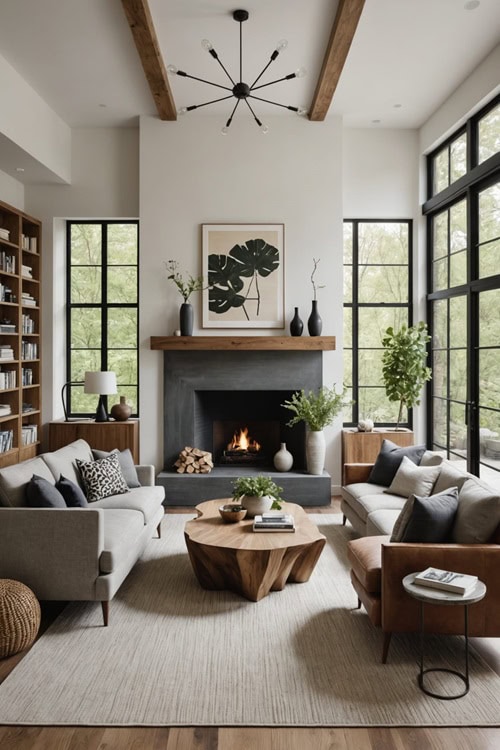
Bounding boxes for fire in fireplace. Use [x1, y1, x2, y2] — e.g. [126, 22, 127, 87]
[222, 426, 263, 465]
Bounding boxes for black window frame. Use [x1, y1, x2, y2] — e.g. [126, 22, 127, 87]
[65, 219, 140, 419]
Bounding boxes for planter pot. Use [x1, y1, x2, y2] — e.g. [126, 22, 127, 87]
[273, 442, 293, 472]
[180, 302, 193, 336]
[239, 494, 274, 519]
[306, 430, 326, 475]
[110, 396, 132, 422]
[307, 300, 322, 336]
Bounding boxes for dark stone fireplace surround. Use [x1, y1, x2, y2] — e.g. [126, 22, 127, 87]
[155, 344, 333, 507]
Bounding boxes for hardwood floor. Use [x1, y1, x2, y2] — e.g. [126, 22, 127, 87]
[1, 500, 499, 750]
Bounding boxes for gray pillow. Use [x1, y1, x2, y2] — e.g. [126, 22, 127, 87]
[368, 439, 426, 486]
[391, 487, 459, 543]
[77, 454, 129, 503]
[452, 479, 500, 543]
[92, 448, 141, 488]
[433, 461, 470, 495]
[56, 474, 88, 508]
[26, 474, 66, 508]
[385, 455, 441, 498]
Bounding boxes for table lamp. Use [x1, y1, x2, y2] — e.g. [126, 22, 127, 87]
[84, 371, 117, 422]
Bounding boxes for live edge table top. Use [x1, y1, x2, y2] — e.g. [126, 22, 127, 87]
[184, 500, 326, 601]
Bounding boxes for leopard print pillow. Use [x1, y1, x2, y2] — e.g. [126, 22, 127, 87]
[76, 453, 129, 503]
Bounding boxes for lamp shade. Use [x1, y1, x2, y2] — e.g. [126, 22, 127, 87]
[84, 371, 117, 396]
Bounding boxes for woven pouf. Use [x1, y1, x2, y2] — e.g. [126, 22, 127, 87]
[0, 579, 41, 659]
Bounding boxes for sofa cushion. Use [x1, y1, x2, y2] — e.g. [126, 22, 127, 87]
[366, 509, 402, 536]
[25, 474, 67, 508]
[390, 488, 459, 543]
[385, 455, 441, 498]
[56, 474, 88, 508]
[42, 439, 94, 488]
[347, 536, 387, 593]
[420, 450, 444, 467]
[92, 486, 164, 524]
[99, 509, 145, 574]
[77, 454, 129, 503]
[452, 479, 500, 543]
[0, 457, 56, 507]
[92, 448, 141, 488]
[368, 440, 426, 486]
[341, 483, 405, 523]
[433, 460, 471, 495]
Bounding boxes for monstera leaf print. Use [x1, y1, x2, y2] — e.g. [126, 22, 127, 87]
[208, 238, 279, 321]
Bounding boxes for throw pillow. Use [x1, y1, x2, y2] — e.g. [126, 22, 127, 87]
[368, 439, 426, 486]
[391, 487, 459, 543]
[433, 461, 470, 495]
[91, 448, 141, 488]
[56, 474, 88, 508]
[25, 474, 66, 508]
[76, 453, 129, 503]
[385, 455, 441, 498]
[452, 479, 500, 543]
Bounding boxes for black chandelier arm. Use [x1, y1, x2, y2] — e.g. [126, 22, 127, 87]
[243, 98, 264, 128]
[250, 47, 286, 89]
[250, 72, 298, 92]
[211, 54, 236, 87]
[248, 94, 300, 112]
[184, 94, 234, 112]
[225, 99, 241, 129]
[176, 70, 232, 93]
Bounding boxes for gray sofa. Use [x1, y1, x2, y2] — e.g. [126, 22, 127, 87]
[0, 439, 165, 625]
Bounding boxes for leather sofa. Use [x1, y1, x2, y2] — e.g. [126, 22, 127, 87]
[0, 439, 165, 625]
[343, 457, 500, 662]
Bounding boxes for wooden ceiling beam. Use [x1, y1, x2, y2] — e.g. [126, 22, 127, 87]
[309, 0, 365, 121]
[120, 0, 176, 121]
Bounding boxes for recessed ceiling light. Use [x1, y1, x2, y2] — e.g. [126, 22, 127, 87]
[464, 1, 480, 9]
[372, 119, 381, 124]
[98, 103, 107, 108]
[393, 103, 402, 109]
[15, 167, 25, 173]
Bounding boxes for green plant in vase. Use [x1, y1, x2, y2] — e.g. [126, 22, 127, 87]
[232, 475, 284, 518]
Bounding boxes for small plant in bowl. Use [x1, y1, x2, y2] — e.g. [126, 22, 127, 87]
[219, 504, 247, 523]
[232, 475, 284, 518]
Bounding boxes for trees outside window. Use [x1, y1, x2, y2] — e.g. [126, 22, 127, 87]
[66, 221, 139, 418]
[343, 220, 412, 426]
[425, 95, 500, 483]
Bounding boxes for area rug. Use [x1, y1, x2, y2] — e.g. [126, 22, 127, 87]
[0, 514, 499, 726]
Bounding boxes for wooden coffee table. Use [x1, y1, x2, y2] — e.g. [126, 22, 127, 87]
[184, 500, 326, 601]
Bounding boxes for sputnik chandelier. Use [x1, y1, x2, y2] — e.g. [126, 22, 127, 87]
[167, 9, 307, 134]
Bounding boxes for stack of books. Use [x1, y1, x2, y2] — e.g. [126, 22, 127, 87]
[0, 404, 12, 417]
[413, 567, 478, 595]
[0, 228, 11, 242]
[0, 428, 13, 453]
[21, 292, 37, 307]
[0, 322, 16, 334]
[0, 346, 14, 361]
[253, 512, 295, 533]
[22, 424, 38, 446]
[21, 264, 33, 279]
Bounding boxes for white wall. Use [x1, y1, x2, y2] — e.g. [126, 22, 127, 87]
[25, 128, 139, 434]
[140, 114, 344, 482]
[0, 168, 24, 210]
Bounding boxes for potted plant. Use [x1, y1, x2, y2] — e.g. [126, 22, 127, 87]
[282, 384, 350, 475]
[381, 321, 432, 430]
[165, 259, 206, 336]
[232, 475, 284, 518]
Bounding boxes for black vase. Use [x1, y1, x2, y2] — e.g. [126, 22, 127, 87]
[290, 307, 303, 337]
[307, 300, 322, 336]
[180, 302, 193, 336]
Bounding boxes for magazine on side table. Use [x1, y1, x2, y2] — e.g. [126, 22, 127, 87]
[253, 512, 295, 533]
[413, 567, 478, 595]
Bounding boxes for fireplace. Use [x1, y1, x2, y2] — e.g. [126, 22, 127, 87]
[154, 342, 333, 506]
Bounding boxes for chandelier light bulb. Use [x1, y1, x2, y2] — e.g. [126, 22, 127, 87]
[295, 67, 307, 78]
[167, 64, 178, 75]
[221, 126, 229, 135]
[297, 107, 308, 116]
[276, 39, 288, 52]
[201, 39, 213, 51]
[260, 124, 269, 135]
[177, 107, 188, 116]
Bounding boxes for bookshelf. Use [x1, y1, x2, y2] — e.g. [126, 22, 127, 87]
[0, 199, 41, 468]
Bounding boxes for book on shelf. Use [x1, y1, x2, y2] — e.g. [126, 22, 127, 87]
[0, 228, 10, 241]
[413, 567, 478, 595]
[253, 513, 295, 532]
[0, 428, 13, 453]
[0, 323, 16, 333]
[0, 404, 12, 416]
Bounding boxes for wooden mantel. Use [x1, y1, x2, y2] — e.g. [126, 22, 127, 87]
[150, 336, 335, 351]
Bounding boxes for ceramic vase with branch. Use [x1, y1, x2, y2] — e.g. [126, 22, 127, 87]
[308, 257, 325, 336]
[166, 260, 207, 336]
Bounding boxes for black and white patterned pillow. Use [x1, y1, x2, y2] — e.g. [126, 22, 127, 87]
[76, 453, 129, 503]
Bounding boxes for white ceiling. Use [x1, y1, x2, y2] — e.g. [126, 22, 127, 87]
[0, 0, 498, 132]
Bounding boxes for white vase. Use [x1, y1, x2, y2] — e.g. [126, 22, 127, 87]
[306, 430, 325, 475]
[240, 494, 274, 519]
[273, 442, 293, 472]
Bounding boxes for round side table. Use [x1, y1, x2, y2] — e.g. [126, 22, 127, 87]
[402, 572, 486, 700]
[0, 579, 41, 659]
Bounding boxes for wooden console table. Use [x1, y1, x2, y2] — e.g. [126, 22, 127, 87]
[48, 420, 140, 463]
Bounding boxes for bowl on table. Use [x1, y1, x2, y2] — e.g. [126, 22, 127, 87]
[219, 504, 247, 523]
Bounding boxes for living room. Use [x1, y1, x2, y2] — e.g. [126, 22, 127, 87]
[0, 0, 500, 747]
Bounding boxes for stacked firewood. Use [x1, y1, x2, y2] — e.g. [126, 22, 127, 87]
[174, 446, 214, 474]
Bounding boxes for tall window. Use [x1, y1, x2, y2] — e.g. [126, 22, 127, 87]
[426, 95, 500, 483]
[66, 221, 139, 418]
[343, 220, 412, 426]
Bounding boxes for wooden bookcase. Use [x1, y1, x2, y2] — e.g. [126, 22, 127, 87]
[341, 428, 414, 484]
[48, 420, 140, 464]
[0, 199, 42, 468]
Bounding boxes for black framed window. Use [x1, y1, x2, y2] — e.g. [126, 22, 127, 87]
[343, 219, 412, 426]
[425, 94, 500, 483]
[65, 221, 139, 418]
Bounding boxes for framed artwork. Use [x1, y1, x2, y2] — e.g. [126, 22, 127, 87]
[202, 223, 284, 328]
